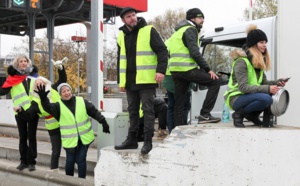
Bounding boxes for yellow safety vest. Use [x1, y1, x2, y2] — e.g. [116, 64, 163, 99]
[32, 89, 61, 130]
[224, 57, 264, 110]
[118, 25, 158, 87]
[11, 77, 35, 114]
[168, 26, 198, 72]
[59, 97, 94, 148]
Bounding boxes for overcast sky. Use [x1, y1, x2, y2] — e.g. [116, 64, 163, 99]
[0, 0, 250, 56]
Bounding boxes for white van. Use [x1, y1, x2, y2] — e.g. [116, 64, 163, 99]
[191, 16, 278, 123]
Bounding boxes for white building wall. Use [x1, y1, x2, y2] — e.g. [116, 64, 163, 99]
[277, 1, 300, 126]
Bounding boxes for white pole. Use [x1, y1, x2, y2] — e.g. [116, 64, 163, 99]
[249, 0, 253, 20]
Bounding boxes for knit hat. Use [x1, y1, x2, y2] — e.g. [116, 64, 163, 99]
[120, 7, 137, 18]
[186, 8, 205, 20]
[246, 24, 268, 47]
[57, 83, 72, 95]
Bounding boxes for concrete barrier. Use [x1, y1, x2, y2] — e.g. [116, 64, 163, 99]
[0, 100, 16, 125]
[95, 124, 300, 185]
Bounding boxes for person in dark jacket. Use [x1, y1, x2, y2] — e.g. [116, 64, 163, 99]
[14, 63, 67, 171]
[0, 54, 39, 171]
[168, 8, 221, 126]
[35, 83, 110, 179]
[114, 7, 168, 154]
[224, 24, 288, 128]
[137, 97, 168, 141]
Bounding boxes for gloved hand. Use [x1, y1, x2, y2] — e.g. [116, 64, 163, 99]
[51, 59, 63, 70]
[51, 57, 68, 70]
[101, 119, 110, 134]
[34, 84, 50, 101]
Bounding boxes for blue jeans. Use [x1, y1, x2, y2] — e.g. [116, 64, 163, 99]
[167, 91, 191, 133]
[232, 93, 273, 113]
[65, 139, 89, 179]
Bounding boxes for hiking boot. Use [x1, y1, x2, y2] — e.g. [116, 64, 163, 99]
[114, 133, 138, 150]
[198, 114, 221, 124]
[141, 133, 153, 155]
[157, 129, 168, 140]
[141, 141, 152, 155]
[16, 163, 28, 170]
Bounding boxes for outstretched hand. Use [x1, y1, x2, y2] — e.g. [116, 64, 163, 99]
[34, 84, 50, 101]
[101, 120, 110, 134]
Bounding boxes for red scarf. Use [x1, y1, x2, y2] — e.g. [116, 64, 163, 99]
[2, 75, 27, 88]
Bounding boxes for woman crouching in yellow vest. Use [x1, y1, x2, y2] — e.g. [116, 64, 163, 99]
[34, 83, 110, 179]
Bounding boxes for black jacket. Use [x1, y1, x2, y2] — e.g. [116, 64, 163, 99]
[0, 65, 39, 95]
[41, 96, 106, 125]
[173, 20, 211, 73]
[117, 17, 168, 90]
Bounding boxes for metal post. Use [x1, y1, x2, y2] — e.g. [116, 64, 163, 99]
[77, 58, 83, 95]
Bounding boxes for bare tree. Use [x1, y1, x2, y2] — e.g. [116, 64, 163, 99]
[148, 8, 186, 41]
[243, 0, 278, 20]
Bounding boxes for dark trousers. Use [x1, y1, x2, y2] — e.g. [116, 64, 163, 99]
[167, 91, 191, 133]
[65, 140, 89, 179]
[127, 88, 156, 136]
[15, 114, 39, 165]
[138, 98, 168, 139]
[172, 68, 220, 127]
[48, 131, 62, 169]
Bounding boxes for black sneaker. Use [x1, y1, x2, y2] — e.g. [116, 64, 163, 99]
[28, 164, 36, 171]
[16, 163, 28, 170]
[198, 114, 221, 124]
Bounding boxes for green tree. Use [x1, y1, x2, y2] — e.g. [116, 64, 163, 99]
[243, 0, 278, 20]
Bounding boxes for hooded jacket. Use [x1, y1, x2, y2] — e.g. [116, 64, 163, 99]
[117, 17, 168, 90]
[171, 20, 211, 73]
[225, 47, 280, 108]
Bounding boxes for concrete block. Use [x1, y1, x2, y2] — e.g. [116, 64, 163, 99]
[95, 124, 300, 185]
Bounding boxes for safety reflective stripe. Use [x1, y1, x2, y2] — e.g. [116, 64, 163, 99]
[45, 117, 57, 125]
[119, 69, 126, 73]
[12, 92, 27, 102]
[136, 65, 156, 70]
[120, 55, 126, 60]
[169, 62, 198, 67]
[78, 125, 93, 136]
[61, 125, 92, 139]
[136, 51, 155, 56]
[61, 133, 77, 139]
[60, 118, 89, 129]
[18, 100, 30, 107]
[170, 53, 192, 58]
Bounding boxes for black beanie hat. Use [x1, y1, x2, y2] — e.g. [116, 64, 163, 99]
[120, 7, 137, 18]
[186, 8, 205, 20]
[246, 25, 268, 47]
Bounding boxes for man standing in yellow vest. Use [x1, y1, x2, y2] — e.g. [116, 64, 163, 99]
[169, 8, 221, 126]
[114, 7, 168, 155]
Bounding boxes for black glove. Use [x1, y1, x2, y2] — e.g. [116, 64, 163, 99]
[34, 84, 50, 101]
[101, 119, 110, 134]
